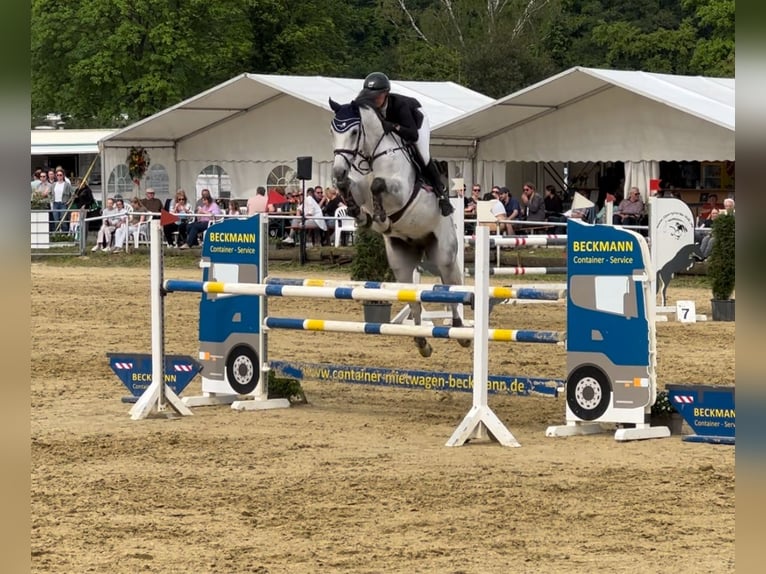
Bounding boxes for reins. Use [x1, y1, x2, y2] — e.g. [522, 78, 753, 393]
[332, 104, 423, 227]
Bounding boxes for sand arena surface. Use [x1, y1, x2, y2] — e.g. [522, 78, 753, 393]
[31, 264, 735, 573]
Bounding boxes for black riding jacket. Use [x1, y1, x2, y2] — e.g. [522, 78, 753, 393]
[383, 94, 423, 143]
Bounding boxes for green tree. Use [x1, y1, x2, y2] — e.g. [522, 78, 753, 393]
[380, 0, 559, 96]
[544, 0, 734, 77]
[32, 0, 254, 127]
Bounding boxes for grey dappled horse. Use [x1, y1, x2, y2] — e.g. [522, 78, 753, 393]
[329, 98, 468, 357]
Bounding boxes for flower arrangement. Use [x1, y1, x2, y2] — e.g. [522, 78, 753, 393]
[31, 189, 50, 210]
[127, 146, 150, 183]
[651, 390, 677, 417]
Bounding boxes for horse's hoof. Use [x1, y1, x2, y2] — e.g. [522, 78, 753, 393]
[418, 343, 433, 358]
[457, 339, 471, 349]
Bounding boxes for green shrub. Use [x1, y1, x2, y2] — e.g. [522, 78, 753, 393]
[350, 227, 394, 282]
[707, 213, 735, 300]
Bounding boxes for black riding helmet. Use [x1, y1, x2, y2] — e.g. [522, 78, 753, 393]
[363, 72, 390, 92]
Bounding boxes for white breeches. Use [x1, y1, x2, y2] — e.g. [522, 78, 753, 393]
[415, 113, 430, 164]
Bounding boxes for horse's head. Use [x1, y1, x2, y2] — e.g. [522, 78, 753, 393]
[329, 98, 363, 185]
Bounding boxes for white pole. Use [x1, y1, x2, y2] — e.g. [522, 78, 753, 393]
[150, 221, 165, 411]
[446, 225, 520, 447]
[130, 220, 192, 419]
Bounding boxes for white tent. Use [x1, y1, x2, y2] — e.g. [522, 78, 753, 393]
[432, 67, 735, 196]
[32, 129, 117, 155]
[99, 73, 494, 201]
[433, 66, 735, 161]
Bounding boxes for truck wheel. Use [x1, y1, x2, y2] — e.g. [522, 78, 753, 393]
[226, 345, 259, 395]
[566, 366, 610, 421]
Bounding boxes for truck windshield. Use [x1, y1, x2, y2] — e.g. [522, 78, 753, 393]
[570, 275, 637, 319]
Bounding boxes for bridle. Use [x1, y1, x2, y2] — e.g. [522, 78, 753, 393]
[332, 107, 410, 177]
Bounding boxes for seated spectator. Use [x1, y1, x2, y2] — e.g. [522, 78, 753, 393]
[698, 208, 720, 259]
[612, 187, 644, 225]
[141, 187, 164, 217]
[698, 193, 724, 221]
[544, 185, 565, 222]
[247, 186, 268, 215]
[165, 189, 193, 247]
[722, 197, 735, 215]
[91, 197, 121, 251]
[284, 190, 327, 246]
[112, 198, 147, 251]
[464, 184, 481, 235]
[227, 199, 243, 218]
[520, 182, 546, 228]
[595, 193, 616, 224]
[195, 188, 213, 210]
[496, 186, 521, 235]
[181, 195, 222, 249]
[321, 187, 345, 245]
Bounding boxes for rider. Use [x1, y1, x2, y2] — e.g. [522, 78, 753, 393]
[356, 72, 453, 216]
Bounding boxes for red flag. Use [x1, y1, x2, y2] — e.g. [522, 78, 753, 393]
[160, 209, 179, 227]
[267, 189, 288, 205]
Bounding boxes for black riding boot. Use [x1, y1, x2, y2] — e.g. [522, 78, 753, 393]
[423, 160, 453, 216]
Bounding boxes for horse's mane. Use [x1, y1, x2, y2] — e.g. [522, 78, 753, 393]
[353, 92, 378, 110]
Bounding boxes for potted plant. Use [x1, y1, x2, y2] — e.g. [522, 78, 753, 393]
[707, 212, 735, 321]
[350, 227, 394, 322]
[650, 390, 683, 434]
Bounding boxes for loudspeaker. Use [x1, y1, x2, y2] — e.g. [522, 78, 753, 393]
[296, 156, 312, 180]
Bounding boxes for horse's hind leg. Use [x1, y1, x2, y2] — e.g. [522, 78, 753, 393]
[426, 224, 471, 349]
[386, 238, 432, 357]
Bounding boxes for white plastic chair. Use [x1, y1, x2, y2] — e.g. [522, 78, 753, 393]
[333, 205, 357, 247]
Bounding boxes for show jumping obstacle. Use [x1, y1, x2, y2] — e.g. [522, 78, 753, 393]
[140, 219, 568, 446]
[132, 214, 678, 444]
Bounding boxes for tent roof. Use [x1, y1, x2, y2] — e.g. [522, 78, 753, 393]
[100, 73, 494, 146]
[31, 128, 116, 155]
[432, 67, 734, 161]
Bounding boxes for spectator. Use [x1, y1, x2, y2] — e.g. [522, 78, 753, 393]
[247, 186, 269, 215]
[612, 187, 644, 225]
[464, 184, 482, 235]
[520, 182, 545, 224]
[722, 197, 735, 215]
[180, 195, 221, 249]
[36, 171, 52, 207]
[165, 190, 193, 247]
[112, 198, 147, 251]
[283, 190, 327, 246]
[50, 167, 73, 232]
[699, 208, 720, 259]
[698, 193, 724, 221]
[497, 186, 520, 235]
[596, 193, 616, 223]
[313, 185, 326, 209]
[141, 187, 163, 216]
[72, 178, 96, 210]
[195, 188, 213, 210]
[544, 185, 565, 221]
[227, 199, 244, 218]
[321, 187, 345, 245]
[92, 197, 121, 251]
[31, 169, 43, 192]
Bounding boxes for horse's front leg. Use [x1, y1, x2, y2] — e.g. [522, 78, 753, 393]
[339, 177, 373, 228]
[370, 176, 390, 226]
